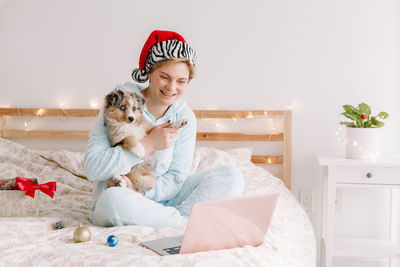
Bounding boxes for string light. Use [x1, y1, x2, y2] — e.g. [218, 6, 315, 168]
[35, 108, 44, 116]
[90, 101, 99, 109]
[215, 119, 222, 129]
[8, 105, 286, 135]
[228, 111, 237, 122]
[245, 111, 253, 119]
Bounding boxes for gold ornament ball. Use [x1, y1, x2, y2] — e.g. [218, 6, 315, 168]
[73, 223, 91, 243]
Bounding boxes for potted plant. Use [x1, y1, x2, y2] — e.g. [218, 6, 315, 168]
[339, 103, 389, 160]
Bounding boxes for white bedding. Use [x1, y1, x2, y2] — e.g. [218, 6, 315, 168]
[0, 138, 316, 266]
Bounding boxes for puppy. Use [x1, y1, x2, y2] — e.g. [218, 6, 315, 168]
[103, 88, 188, 193]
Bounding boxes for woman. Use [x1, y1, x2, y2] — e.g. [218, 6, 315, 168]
[84, 30, 244, 229]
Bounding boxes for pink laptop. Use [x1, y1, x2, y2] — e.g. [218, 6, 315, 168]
[140, 192, 280, 255]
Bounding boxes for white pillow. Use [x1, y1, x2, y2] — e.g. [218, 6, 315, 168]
[191, 146, 253, 173]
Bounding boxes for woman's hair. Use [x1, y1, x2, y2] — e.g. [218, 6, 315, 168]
[150, 58, 195, 81]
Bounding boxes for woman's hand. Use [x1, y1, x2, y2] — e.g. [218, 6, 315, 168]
[140, 122, 179, 156]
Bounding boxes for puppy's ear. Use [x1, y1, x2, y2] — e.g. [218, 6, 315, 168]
[105, 89, 122, 108]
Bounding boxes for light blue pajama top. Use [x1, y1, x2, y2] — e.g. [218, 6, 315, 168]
[84, 82, 197, 210]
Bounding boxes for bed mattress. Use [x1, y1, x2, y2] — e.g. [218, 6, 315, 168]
[0, 138, 316, 266]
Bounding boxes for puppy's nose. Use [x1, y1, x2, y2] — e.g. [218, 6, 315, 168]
[128, 116, 134, 123]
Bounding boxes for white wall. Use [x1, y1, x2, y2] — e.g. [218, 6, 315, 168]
[1, 1, 399, 266]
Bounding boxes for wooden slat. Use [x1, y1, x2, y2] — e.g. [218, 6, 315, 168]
[0, 108, 284, 119]
[251, 155, 283, 164]
[283, 110, 292, 189]
[193, 110, 284, 119]
[2, 129, 284, 143]
[196, 132, 283, 142]
[0, 117, 4, 138]
[0, 108, 283, 118]
[1, 129, 90, 139]
[0, 108, 99, 117]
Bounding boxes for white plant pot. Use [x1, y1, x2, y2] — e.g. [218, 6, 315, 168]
[345, 127, 381, 160]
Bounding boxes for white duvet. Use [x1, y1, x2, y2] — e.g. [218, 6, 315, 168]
[0, 138, 316, 266]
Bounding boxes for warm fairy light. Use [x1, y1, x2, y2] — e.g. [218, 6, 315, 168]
[268, 158, 272, 164]
[352, 141, 358, 146]
[264, 111, 268, 115]
[368, 153, 376, 161]
[227, 111, 237, 122]
[59, 102, 65, 108]
[90, 101, 99, 109]
[336, 124, 346, 144]
[24, 121, 28, 127]
[215, 119, 222, 129]
[36, 108, 44, 116]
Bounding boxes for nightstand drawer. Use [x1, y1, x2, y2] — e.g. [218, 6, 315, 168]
[336, 166, 400, 184]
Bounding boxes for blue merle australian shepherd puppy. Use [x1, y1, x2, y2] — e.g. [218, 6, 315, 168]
[103, 88, 188, 193]
[103, 88, 156, 193]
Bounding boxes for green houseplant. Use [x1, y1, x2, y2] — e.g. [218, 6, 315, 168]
[339, 103, 389, 160]
[339, 103, 389, 128]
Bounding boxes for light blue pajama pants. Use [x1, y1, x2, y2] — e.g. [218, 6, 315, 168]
[91, 165, 244, 229]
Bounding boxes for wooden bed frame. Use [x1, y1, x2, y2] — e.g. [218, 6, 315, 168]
[0, 108, 292, 189]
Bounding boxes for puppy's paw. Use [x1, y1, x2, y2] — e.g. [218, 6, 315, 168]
[112, 175, 127, 187]
[131, 143, 145, 158]
[170, 118, 188, 129]
[122, 136, 137, 150]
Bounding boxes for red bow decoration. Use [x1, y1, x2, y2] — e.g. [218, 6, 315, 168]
[16, 177, 56, 198]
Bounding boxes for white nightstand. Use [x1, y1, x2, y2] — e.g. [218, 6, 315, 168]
[316, 154, 400, 267]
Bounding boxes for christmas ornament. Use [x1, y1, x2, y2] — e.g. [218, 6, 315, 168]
[361, 114, 366, 119]
[73, 223, 91, 243]
[107, 235, 118, 247]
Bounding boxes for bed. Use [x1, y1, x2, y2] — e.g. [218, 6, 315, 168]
[0, 107, 316, 266]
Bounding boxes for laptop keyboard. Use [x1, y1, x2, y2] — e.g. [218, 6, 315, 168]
[163, 246, 181, 255]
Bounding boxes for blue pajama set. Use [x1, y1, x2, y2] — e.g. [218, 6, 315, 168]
[84, 82, 245, 229]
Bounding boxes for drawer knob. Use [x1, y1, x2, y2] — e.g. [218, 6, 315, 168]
[366, 172, 373, 178]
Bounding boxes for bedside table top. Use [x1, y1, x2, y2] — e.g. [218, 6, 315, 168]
[315, 153, 400, 167]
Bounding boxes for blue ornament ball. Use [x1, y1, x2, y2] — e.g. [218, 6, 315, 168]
[107, 235, 118, 247]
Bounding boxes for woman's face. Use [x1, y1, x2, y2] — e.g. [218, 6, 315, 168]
[147, 61, 190, 107]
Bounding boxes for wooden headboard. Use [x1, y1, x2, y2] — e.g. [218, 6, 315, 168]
[0, 108, 292, 189]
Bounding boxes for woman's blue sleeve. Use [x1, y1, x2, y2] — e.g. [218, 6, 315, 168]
[84, 108, 142, 182]
[145, 110, 197, 202]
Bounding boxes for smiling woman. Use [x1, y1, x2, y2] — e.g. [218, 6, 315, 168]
[85, 30, 246, 229]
